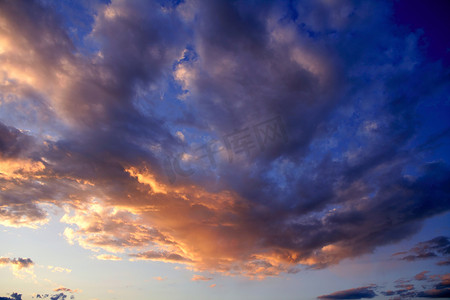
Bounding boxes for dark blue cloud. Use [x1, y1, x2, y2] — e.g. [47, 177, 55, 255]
[0, 0, 449, 277]
[0, 293, 22, 300]
[394, 236, 450, 263]
[317, 286, 377, 299]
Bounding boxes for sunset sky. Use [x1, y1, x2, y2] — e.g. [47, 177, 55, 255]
[1, 0, 449, 299]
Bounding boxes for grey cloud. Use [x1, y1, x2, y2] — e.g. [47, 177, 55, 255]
[130, 250, 191, 262]
[0, 257, 34, 269]
[0, 293, 22, 300]
[394, 236, 450, 263]
[317, 286, 377, 299]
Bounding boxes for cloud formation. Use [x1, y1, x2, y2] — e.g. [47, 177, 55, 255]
[318, 286, 377, 299]
[393, 236, 450, 264]
[0, 293, 22, 300]
[191, 275, 213, 281]
[0, 258, 34, 269]
[1, 0, 449, 279]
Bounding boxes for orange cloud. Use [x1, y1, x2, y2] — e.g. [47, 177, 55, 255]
[96, 254, 122, 261]
[192, 275, 213, 281]
[0, 257, 35, 279]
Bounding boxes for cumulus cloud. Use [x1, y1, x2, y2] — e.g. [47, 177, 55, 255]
[0, 0, 449, 279]
[0, 257, 35, 279]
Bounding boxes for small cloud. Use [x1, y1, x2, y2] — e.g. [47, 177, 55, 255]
[153, 276, 166, 281]
[394, 236, 450, 264]
[318, 286, 377, 299]
[47, 266, 71, 273]
[96, 254, 122, 261]
[437, 258, 450, 266]
[0, 292, 22, 300]
[0, 257, 34, 269]
[192, 275, 213, 281]
[175, 131, 185, 142]
[129, 250, 190, 263]
[0, 257, 35, 279]
[414, 271, 429, 281]
[53, 287, 79, 294]
[209, 284, 216, 288]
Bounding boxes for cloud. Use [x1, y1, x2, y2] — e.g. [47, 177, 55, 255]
[0, 257, 35, 280]
[53, 287, 79, 294]
[414, 271, 429, 281]
[96, 254, 122, 261]
[393, 236, 450, 263]
[47, 266, 71, 273]
[0, 257, 34, 269]
[0, 293, 22, 300]
[378, 272, 450, 298]
[191, 275, 213, 281]
[0, 0, 449, 279]
[416, 274, 450, 298]
[34, 293, 73, 300]
[153, 276, 166, 281]
[130, 250, 191, 263]
[317, 286, 377, 299]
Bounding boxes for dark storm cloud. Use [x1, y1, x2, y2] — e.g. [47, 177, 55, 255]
[1, 0, 449, 277]
[172, 0, 450, 269]
[317, 286, 377, 299]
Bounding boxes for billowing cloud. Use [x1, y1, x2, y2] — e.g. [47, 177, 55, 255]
[0, 0, 449, 280]
[317, 286, 377, 299]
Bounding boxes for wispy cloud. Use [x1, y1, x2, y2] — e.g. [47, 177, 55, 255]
[96, 254, 122, 261]
[191, 275, 213, 281]
[393, 236, 450, 264]
[318, 286, 377, 299]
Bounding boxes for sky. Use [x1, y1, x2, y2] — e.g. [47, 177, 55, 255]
[0, 0, 449, 299]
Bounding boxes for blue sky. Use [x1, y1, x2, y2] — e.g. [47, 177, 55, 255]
[0, 0, 449, 299]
